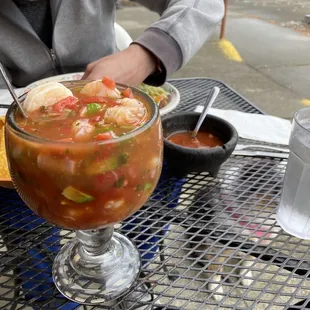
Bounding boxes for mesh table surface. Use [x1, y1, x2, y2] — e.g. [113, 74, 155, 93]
[0, 78, 307, 310]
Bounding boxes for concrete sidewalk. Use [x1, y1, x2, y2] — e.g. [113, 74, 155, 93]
[116, 2, 310, 119]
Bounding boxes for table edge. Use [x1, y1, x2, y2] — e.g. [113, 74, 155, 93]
[168, 77, 266, 115]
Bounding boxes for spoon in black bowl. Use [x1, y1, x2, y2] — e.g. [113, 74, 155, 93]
[0, 62, 28, 118]
[191, 86, 220, 138]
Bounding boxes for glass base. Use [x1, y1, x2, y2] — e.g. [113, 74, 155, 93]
[52, 228, 141, 305]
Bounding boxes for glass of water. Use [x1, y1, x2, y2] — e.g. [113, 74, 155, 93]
[276, 107, 310, 239]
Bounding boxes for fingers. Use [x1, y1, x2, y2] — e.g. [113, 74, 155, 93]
[81, 46, 149, 85]
[84, 66, 106, 81]
[81, 65, 92, 80]
[82, 59, 101, 80]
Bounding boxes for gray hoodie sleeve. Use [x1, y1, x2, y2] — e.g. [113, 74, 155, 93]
[134, 0, 225, 82]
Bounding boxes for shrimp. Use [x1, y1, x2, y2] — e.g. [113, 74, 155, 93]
[105, 199, 125, 209]
[72, 119, 94, 141]
[80, 80, 121, 99]
[23, 82, 73, 112]
[37, 153, 77, 175]
[104, 98, 147, 127]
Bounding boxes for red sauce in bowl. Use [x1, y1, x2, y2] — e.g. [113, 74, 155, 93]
[167, 131, 223, 149]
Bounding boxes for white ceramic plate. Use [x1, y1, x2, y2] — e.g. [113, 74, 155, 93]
[157, 82, 180, 116]
[23, 72, 84, 93]
[23, 72, 180, 116]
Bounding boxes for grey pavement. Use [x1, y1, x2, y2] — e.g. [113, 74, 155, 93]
[116, 1, 310, 119]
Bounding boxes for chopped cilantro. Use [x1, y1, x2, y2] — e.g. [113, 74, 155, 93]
[144, 183, 152, 190]
[40, 106, 48, 113]
[119, 153, 129, 165]
[115, 176, 126, 188]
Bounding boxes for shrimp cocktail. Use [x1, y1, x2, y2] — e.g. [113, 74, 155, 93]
[5, 78, 163, 305]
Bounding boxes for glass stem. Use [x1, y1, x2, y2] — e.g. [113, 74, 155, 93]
[76, 227, 114, 256]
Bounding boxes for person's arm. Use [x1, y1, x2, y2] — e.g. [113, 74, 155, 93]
[133, 0, 225, 85]
[83, 0, 224, 86]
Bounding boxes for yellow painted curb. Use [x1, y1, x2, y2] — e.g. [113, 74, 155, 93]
[217, 39, 243, 62]
[301, 99, 310, 106]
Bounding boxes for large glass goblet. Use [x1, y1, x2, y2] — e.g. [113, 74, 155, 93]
[5, 81, 163, 305]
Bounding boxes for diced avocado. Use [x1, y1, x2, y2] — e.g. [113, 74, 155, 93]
[95, 126, 114, 134]
[144, 183, 152, 190]
[86, 153, 129, 175]
[136, 183, 152, 192]
[91, 157, 119, 174]
[62, 186, 94, 203]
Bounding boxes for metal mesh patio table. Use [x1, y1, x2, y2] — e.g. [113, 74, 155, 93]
[1, 78, 308, 310]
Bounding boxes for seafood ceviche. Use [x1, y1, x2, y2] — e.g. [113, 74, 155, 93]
[6, 77, 163, 229]
[22, 78, 148, 141]
[139, 83, 170, 109]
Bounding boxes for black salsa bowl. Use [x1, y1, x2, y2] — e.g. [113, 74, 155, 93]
[162, 112, 238, 177]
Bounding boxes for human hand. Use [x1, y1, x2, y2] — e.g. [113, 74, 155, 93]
[82, 44, 157, 86]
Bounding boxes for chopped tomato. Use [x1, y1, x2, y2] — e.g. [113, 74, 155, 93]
[102, 76, 116, 89]
[79, 96, 108, 105]
[59, 124, 72, 136]
[122, 88, 134, 98]
[120, 166, 140, 187]
[53, 96, 77, 112]
[94, 171, 118, 191]
[90, 116, 101, 124]
[94, 132, 114, 141]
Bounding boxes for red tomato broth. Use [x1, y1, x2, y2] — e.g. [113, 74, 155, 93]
[6, 79, 163, 229]
[167, 130, 223, 149]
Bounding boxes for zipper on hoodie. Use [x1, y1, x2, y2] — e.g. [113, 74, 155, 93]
[49, 48, 61, 74]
